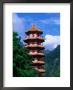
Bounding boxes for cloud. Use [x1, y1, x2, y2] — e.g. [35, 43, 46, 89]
[43, 34, 60, 51]
[13, 14, 25, 32]
[39, 19, 50, 24]
[39, 18, 60, 25]
[13, 14, 27, 42]
[52, 19, 60, 25]
[13, 14, 38, 32]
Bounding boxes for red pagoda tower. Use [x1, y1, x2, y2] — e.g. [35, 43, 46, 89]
[24, 25, 45, 77]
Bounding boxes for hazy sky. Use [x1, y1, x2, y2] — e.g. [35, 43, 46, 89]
[13, 13, 60, 51]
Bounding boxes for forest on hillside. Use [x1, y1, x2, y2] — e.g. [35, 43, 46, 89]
[13, 32, 60, 77]
[45, 45, 60, 77]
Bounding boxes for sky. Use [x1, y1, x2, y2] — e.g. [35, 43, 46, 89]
[13, 13, 60, 51]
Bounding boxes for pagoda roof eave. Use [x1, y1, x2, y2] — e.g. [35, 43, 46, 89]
[25, 30, 43, 35]
[24, 38, 44, 43]
[25, 45, 44, 50]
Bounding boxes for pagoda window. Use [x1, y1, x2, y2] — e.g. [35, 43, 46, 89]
[32, 34, 34, 37]
[37, 34, 40, 37]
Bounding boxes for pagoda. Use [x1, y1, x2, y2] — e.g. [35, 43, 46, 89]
[24, 25, 45, 77]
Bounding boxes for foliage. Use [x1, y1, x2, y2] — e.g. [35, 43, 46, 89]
[13, 32, 37, 77]
[45, 45, 60, 77]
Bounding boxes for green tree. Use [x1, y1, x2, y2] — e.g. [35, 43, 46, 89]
[13, 32, 37, 77]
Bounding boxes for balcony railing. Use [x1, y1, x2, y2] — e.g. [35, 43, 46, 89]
[25, 35, 44, 39]
[28, 52, 44, 55]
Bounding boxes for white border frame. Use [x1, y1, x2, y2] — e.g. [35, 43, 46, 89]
[3, 3, 70, 87]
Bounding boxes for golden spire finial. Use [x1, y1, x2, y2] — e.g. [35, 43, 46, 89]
[31, 24, 37, 30]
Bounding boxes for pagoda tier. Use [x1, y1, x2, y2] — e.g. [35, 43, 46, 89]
[28, 52, 45, 57]
[24, 37, 44, 43]
[32, 60, 45, 65]
[25, 45, 44, 50]
[34, 68, 45, 73]
[37, 69, 45, 73]
[25, 25, 43, 35]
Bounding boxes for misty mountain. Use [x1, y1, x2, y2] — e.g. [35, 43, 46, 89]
[44, 45, 60, 77]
